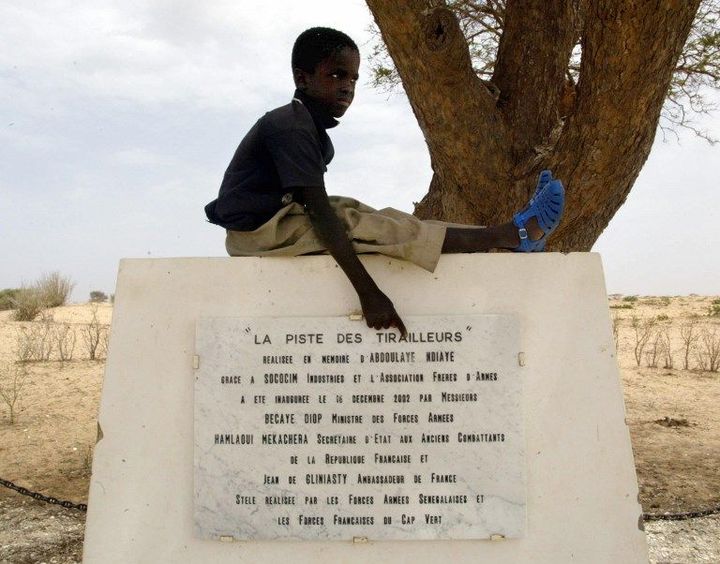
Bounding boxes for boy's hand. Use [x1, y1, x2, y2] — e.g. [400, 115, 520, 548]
[360, 289, 407, 336]
[300, 187, 407, 337]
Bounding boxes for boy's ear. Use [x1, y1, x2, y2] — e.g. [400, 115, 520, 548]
[293, 67, 308, 90]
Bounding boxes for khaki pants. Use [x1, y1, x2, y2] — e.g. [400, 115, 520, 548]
[225, 196, 464, 273]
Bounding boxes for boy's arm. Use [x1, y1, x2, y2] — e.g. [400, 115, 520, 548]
[300, 186, 406, 335]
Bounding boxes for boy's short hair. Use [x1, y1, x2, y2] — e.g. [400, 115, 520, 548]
[292, 27, 358, 73]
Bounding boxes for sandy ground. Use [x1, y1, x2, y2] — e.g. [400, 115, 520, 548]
[0, 297, 719, 562]
[612, 295, 720, 515]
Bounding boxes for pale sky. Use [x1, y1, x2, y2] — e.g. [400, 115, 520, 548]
[2, 1, 719, 301]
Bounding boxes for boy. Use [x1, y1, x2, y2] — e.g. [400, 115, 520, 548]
[205, 27, 564, 335]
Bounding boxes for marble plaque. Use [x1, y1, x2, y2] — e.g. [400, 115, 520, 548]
[194, 315, 524, 541]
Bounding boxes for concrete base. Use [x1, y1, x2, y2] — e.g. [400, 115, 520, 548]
[83, 254, 648, 563]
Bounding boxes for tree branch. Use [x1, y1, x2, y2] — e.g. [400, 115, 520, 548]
[551, 0, 703, 250]
[366, 0, 513, 213]
[491, 0, 579, 161]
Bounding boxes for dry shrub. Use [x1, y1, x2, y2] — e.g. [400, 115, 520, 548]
[645, 331, 664, 368]
[612, 313, 621, 353]
[631, 316, 656, 367]
[15, 319, 54, 362]
[36, 271, 74, 308]
[696, 327, 720, 372]
[54, 323, 77, 362]
[0, 288, 21, 311]
[0, 363, 28, 424]
[82, 304, 109, 360]
[642, 297, 670, 307]
[10, 286, 46, 321]
[659, 329, 674, 369]
[14, 309, 106, 363]
[8, 272, 74, 320]
[680, 319, 700, 370]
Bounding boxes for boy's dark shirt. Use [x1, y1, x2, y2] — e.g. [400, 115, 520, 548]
[205, 89, 338, 231]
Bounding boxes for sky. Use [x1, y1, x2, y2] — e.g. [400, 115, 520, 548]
[1, 0, 718, 302]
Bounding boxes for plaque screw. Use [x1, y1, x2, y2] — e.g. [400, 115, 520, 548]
[352, 536, 369, 543]
[490, 534, 505, 541]
[517, 352, 525, 367]
[219, 535, 235, 542]
[192, 355, 200, 369]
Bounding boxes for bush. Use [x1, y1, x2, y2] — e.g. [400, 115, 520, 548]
[610, 304, 633, 309]
[696, 328, 720, 372]
[631, 316, 656, 367]
[680, 319, 700, 370]
[623, 295, 639, 302]
[659, 329, 674, 369]
[15, 319, 54, 362]
[709, 304, 720, 317]
[0, 288, 21, 311]
[645, 331, 663, 368]
[82, 304, 110, 360]
[8, 272, 74, 319]
[612, 314, 621, 353]
[0, 363, 28, 424]
[89, 291, 108, 303]
[11, 287, 46, 321]
[641, 296, 671, 307]
[36, 271, 74, 307]
[54, 323, 77, 362]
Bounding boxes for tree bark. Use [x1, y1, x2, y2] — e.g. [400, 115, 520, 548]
[366, 0, 514, 225]
[367, 0, 701, 250]
[492, 0, 579, 161]
[551, 0, 701, 250]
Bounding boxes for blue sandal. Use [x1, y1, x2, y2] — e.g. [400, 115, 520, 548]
[522, 169, 553, 251]
[513, 175, 565, 252]
[533, 169, 553, 199]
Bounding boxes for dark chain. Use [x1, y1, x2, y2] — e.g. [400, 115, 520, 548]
[2, 474, 719, 521]
[643, 505, 720, 521]
[0, 477, 87, 512]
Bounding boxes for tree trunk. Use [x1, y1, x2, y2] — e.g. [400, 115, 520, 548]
[367, 0, 701, 250]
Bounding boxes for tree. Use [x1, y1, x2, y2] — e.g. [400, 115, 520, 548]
[366, 0, 718, 250]
[89, 290, 108, 303]
[0, 363, 27, 424]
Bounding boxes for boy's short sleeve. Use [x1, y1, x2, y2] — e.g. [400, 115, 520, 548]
[264, 128, 326, 188]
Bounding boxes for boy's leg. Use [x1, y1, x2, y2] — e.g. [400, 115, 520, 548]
[325, 199, 538, 269]
[225, 202, 326, 257]
[441, 219, 542, 253]
[225, 175, 563, 270]
[443, 175, 564, 253]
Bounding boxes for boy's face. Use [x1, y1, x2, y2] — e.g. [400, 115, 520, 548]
[294, 47, 360, 118]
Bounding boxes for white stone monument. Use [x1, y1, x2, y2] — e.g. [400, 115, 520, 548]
[194, 314, 525, 541]
[83, 254, 648, 563]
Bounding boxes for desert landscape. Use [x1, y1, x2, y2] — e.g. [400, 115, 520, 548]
[0, 293, 719, 563]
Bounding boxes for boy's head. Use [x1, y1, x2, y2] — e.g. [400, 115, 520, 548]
[292, 27, 360, 118]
